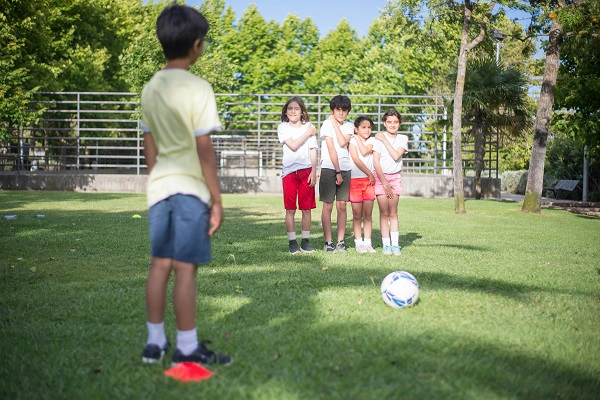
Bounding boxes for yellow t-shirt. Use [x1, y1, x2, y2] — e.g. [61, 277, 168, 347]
[141, 69, 222, 207]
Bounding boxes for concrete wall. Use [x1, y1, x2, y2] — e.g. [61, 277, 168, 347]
[0, 172, 501, 198]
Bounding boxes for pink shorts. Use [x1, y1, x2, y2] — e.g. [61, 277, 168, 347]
[349, 177, 375, 203]
[374, 172, 403, 197]
[282, 167, 316, 210]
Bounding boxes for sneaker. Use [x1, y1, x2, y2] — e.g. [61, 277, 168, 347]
[171, 342, 232, 366]
[335, 241, 348, 253]
[289, 240, 301, 254]
[392, 245, 401, 256]
[324, 242, 335, 252]
[300, 238, 315, 253]
[356, 244, 368, 254]
[364, 244, 376, 253]
[142, 342, 168, 364]
[382, 245, 393, 255]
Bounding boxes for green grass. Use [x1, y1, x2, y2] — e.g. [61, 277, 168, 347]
[1, 191, 599, 399]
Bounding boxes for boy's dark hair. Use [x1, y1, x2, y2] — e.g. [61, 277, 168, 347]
[354, 116, 374, 128]
[281, 96, 310, 123]
[157, 5, 209, 60]
[329, 95, 351, 112]
[382, 108, 403, 123]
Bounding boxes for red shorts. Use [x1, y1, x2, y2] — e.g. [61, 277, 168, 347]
[349, 177, 375, 203]
[282, 167, 316, 210]
[374, 172, 403, 196]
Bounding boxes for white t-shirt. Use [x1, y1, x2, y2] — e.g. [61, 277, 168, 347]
[319, 119, 354, 171]
[349, 136, 376, 178]
[141, 69, 222, 208]
[373, 133, 409, 174]
[277, 122, 318, 178]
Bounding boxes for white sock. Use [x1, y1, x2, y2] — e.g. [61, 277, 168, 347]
[354, 238, 363, 247]
[382, 237, 391, 247]
[391, 231, 399, 246]
[287, 232, 296, 241]
[364, 238, 372, 246]
[176, 328, 198, 356]
[147, 321, 167, 348]
[301, 230, 310, 239]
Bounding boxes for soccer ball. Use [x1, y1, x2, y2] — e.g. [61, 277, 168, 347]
[380, 271, 419, 308]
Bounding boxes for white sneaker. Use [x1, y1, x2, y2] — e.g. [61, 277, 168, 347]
[364, 244, 376, 253]
[391, 245, 401, 256]
[356, 244, 368, 254]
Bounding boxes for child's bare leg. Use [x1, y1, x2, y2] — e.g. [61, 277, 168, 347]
[351, 202, 363, 240]
[321, 202, 334, 243]
[146, 257, 173, 323]
[301, 209, 311, 232]
[285, 209, 297, 234]
[389, 195, 400, 232]
[377, 195, 390, 238]
[172, 261, 198, 331]
[335, 200, 347, 242]
[362, 200, 374, 239]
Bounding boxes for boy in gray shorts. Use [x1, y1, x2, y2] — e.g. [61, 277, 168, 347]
[319, 95, 353, 253]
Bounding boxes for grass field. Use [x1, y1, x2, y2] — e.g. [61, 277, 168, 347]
[1, 191, 599, 399]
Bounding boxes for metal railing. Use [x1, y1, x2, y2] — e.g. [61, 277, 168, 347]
[0, 92, 498, 178]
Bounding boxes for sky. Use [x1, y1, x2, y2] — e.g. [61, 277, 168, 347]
[188, 0, 390, 38]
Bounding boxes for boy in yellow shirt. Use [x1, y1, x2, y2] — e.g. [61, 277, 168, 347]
[140, 4, 231, 366]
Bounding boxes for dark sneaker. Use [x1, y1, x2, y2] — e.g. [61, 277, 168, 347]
[300, 239, 315, 253]
[335, 241, 348, 253]
[323, 242, 335, 252]
[142, 342, 168, 364]
[171, 342, 232, 366]
[289, 240, 301, 254]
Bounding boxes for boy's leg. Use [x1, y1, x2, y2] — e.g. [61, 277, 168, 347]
[172, 261, 198, 331]
[146, 257, 173, 325]
[321, 202, 334, 243]
[285, 209, 297, 234]
[335, 200, 347, 242]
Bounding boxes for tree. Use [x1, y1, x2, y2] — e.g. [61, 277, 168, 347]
[552, 0, 600, 158]
[522, 0, 566, 213]
[304, 19, 363, 94]
[451, 0, 497, 213]
[448, 57, 529, 198]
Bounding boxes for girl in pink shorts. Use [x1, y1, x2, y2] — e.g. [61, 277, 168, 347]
[373, 109, 409, 256]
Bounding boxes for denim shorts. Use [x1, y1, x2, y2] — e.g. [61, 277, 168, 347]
[148, 194, 211, 264]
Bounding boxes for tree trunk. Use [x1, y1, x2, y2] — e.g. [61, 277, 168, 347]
[451, 6, 472, 214]
[473, 115, 485, 200]
[522, 16, 563, 213]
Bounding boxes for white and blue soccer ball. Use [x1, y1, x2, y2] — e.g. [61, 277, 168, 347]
[380, 271, 419, 308]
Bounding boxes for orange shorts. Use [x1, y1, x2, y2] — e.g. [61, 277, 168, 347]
[349, 177, 375, 203]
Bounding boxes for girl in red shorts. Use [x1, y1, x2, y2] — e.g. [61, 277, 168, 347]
[349, 116, 377, 253]
[373, 109, 409, 256]
[277, 96, 318, 254]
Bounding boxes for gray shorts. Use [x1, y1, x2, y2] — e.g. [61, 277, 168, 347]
[319, 168, 351, 203]
[148, 194, 211, 264]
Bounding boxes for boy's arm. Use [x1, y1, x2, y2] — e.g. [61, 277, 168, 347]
[325, 136, 343, 185]
[143, 132, 157, 173]
[197, 134, 223, 236]
[328, 114, 351, 148]
[375, 132, 406, 161]
[308, 147, 317, 187]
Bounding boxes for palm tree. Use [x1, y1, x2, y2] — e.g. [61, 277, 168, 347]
[448, 57, 529, 199]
